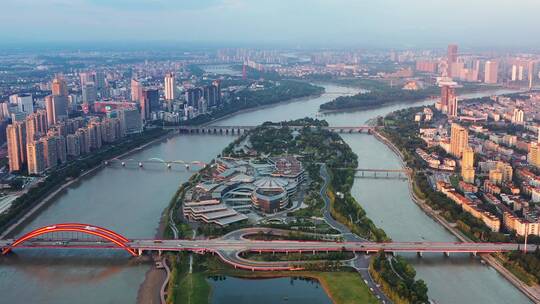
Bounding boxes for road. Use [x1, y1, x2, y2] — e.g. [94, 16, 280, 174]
[319, 164, 366, 242]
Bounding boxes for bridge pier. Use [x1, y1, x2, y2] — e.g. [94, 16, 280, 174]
[444, 252, 450, 257]
[417, 251, 423, 257]
[138, 249, 143, 256]
[158, 250, 162, 257]
[470, 252, 477, 257]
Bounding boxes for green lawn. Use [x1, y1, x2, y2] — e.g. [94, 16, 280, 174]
[174, 273, 211, 304]
[317, 272, 379, 304]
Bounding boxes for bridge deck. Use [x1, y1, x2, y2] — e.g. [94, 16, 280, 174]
[2, 239, 531, 254]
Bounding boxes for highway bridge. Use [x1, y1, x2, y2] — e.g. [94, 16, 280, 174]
[165, 125, 375, 135]
[1, 223, 535, 271]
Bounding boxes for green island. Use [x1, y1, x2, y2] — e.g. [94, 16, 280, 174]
[379, 106, 540, 286]
[163, 118, 428, 304]
[319, 78, 497, 111]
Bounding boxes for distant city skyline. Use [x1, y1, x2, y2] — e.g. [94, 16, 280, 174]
[2, 0, 540, 48]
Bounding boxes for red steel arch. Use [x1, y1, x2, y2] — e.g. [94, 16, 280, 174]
[2, 223, 137, 256]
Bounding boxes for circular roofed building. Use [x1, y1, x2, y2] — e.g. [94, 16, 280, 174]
[251, 177, 290, 213]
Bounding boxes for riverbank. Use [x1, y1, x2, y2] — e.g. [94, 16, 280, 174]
[319, 84, 514, 114]
[0, 129, 173, 238]
[372, 127, 540, 303]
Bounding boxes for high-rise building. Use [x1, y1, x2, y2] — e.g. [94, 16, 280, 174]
[87, 121, 103, 150]
[66, 133, 81, 157]
[143, 88, 159, 112]
[512, 108, 524, 124]
[461, 146, 475, 183]
[94, 71, 107, 97]
[82, 82, 97, 105]
[528, 132, 540, 168]
[131, 79, 142, 102]
[496, 161, 513, 182]
[484, 61, 499, 84]
[447, 94, 458, 118]
[51, 132, 67, 164]
[203, 83, 220, 107]
[6, 121, 26, 172]
[101, 118, 122, 143]
[185, 88, 203, 107]
[164, 72, 176, 101]
[118, 109, 142, 134]
[41, 136, 58, 170]
[447, 44, 458, 64]
[450, 123, 469, 158]
[79, 72, 94, 87]
[447, 44, 458, 77]
[51, 76, 68, 96]
[45, 95, 69, 125]
[25, 111, 47, 141]
[27, 139, 46, 175]
[212, 80, 222, 106]
[75, 128, 90, 155]
[10, 94, 33, 115]
[528, 61, 536, 90]
[440, 85, 455, 112]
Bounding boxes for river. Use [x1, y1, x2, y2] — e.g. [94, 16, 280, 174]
[0, 81, 531, 303]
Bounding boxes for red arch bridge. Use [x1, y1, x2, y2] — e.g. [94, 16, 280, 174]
[0, 223, 535, 270]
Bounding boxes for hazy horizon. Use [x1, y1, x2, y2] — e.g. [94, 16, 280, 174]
[2, 0, 540, 49]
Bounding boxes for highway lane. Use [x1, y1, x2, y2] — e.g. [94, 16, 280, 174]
[3, 239, 534, 254]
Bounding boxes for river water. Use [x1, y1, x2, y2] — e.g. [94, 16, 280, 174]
[0, 81, 531, 303]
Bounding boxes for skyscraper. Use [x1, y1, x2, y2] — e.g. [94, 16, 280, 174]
[25, 112, 47, 141]
[11, 94, 33, 115]
[447, 94, 458, 118]
[45, 95, 69, 125]
[512, 108, 524, 124]
[461, 146, 475, 184]
[131, 79, 142, 102]
[185, 88, 203, 107]
[41, 136, 58, 170]
[94, 71, 107, 97]
[164, 72, 176, 101]
[27, 139, 46, 175]
[447, 44, 458, 77]
[143, 88, 160, 112]
[440, 85, 455, 111]
[6, 121, 26, 172]
[450, 123, 469, 158]
[82, 82, 97, 105]
[66, 133, 81, 157]
[212, 80, 222, 106]
[51, 76, 68, 96]
[484, 61, 499, 84]
[529, 61, 536, 90]
[118, 108, 142, 134]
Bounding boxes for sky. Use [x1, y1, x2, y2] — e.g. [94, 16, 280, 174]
[1, 0, 539, 49]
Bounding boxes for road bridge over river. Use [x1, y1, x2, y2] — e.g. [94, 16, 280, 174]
[165, 125, 375, 135]
[1, 223, 535, 271]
